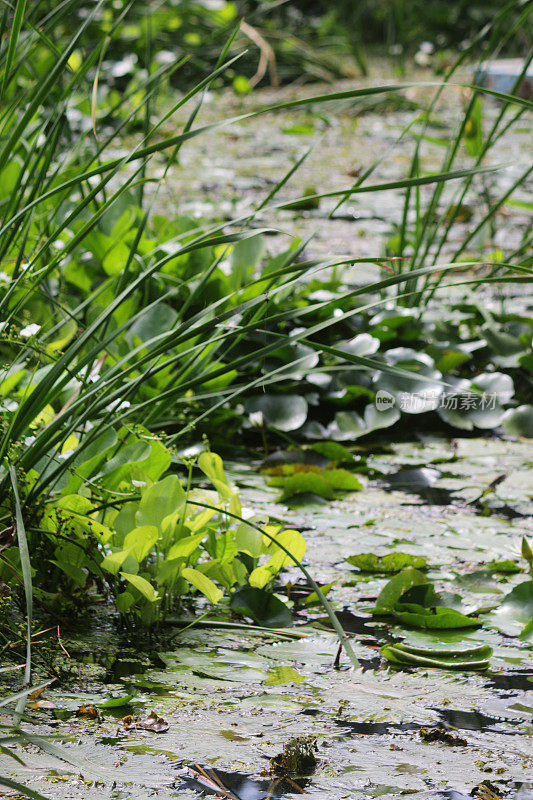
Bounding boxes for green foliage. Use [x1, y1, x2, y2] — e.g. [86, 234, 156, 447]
[373, 569, 481, 629]
[381, 642, 493, 671]
[1, 434, 306, 625]
[346, 552, 428, 573]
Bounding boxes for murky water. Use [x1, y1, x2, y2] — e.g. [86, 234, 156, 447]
[2, 433, 531, 800]
[1, 68, 532, 799]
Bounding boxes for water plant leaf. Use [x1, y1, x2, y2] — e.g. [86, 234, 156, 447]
[230, 587, 292, 627]
[167, 532, 205, 561]
[502, 405, 533, 438]
[392, 603, 482, 629]
[381, 642, 492, 670]
[278, 472, 335, 501]
[374, 568, 428, 614]
[346, 552, 428, 573]
[246, 394, 308, 431]
[486, 579, 533, 640]
[483, 559, 522, 574]
[181, 567, 223, 604]
[264, 666, 305, 686]
[98, 694, 134, 708]
[323, 469, 363, 491]
[123, 526, 159, 562]
[120, 572, 158, 602]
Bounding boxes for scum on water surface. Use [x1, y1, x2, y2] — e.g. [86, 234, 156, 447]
[1, 433, 531, 800]
[1, 67, 532, 800]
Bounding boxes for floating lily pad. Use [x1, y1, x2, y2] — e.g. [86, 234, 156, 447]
[502, 405, 533, 438]
[486, 579, 533, 640]
[246, 395, 308, 431]
[381, 642, 492, 670]
[230, 587, 293, 628]
[392, 603, 482, 630]
[346, 552, 428, 573]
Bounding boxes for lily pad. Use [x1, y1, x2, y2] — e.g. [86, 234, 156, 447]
[346, 552, 428, 573]
[230, 587, 293, 627]
[486, 579, 533, 640]
[392, 603, 482, 630]
[381, 642, 492, 670]
[502, 405, 533, 438]
[246, 395, 308, 431]
[374, 568, 428, 614]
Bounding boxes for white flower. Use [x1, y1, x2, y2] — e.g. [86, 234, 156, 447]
[0, 272, 10, 282]
[24, 436, 36, 446]
[132, 479, 147, 488]
[0, 321, 8, 332]
[20, 323, 41, 338]
[248, 411, 264, 428]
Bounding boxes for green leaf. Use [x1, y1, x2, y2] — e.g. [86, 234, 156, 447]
[123, 526, 158, 562]
[198, 451, 236, 504]
[483, 559, 522, 575]
[249, 529, 306, 588]
[392, 603, 482, 629]
[502, 405, 533, 438]
[264, 666, 304, 685]
[374, 568, 427, 614]
[487, 579, 533, 640]
[136, 475, 186, 530]
[235, 519, 264, 558]
[181, 567, 223, 604]
[98, 695, 134, 708]
[322, 469, 363, 491]
[116, 591, 135, 613]
[120, 572, 158, 602]
[246, 395, 308, 431]
[230, 587, 292, 627]
[346, 552, 428, 573]
[102, 550, 131, 576]
[167, 532, 205, 560]
[309, 441, 355, 462]
[279, 472, 335, 501]
[381, 642, 492, 670]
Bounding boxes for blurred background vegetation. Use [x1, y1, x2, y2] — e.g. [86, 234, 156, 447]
[34, 0, 532, 92]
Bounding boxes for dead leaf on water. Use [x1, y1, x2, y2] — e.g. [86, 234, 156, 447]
[76, 704, 101, 720]
[123, 710, 169, 733]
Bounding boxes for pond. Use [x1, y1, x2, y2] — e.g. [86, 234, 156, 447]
[1, 63, 532, 800]
[2, 432, 531, 799]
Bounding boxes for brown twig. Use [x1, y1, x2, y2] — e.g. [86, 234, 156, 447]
[240, 20, 279, 88]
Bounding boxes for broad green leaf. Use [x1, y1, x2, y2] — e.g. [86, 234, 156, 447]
[235, 519, 264, 558]
[120, 572, 158, 602]
[264, 666, 304, 685]
[486, 580, 533, 640]
[346, 552, 428, 573]
[136, 475, 186, 530]
[167, 532, 205, 560]
[181, 567, 223, 604]
[279, 472, 335, 501]
[123, 526, 158, 562]
[102, 550, 131, 576]
[381, 642, 492, 670]
[392, 603, 482, 629]
[503, 405, 533, 438]
[230, 587, 292, 627]
[246, 395, 308, 431]
[116, 591, 135, 613]
[374, 568, 427, 614]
